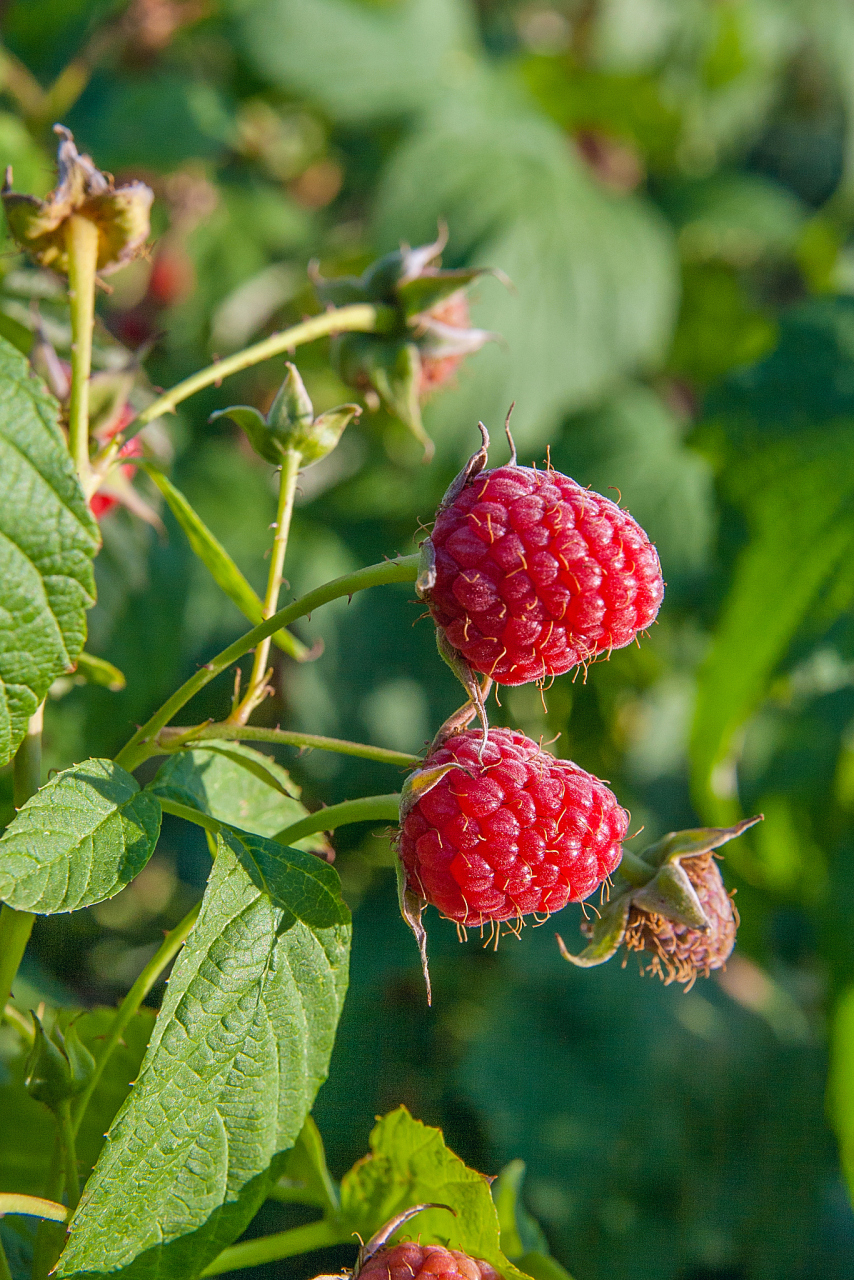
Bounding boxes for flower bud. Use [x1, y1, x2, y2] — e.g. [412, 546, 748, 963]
[212, 362, 360, 467]
[557, 817, 762, 990]
[25, 1015, 95, 1111]
[2, 125, 152, 275]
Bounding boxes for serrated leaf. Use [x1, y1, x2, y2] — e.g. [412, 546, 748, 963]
[374, 76, 677, 454]
[338, 1108, 528, 1280]
[57, 836, 350, 1280]
[141, 463, 307, 660]
[0, 335, 99, 764]
[238, 0, 477, 124]
[690, 430, 854, 817]
[0, 759, 161, 914]
[0, 1007, 156, 1196]
[221, 827, 348, 928]
[148, 744, 325, 849]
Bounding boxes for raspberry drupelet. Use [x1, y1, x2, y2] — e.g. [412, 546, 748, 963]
[398, 727, 628, 926]
[419, 427, 664, 686]
[359, 1244, 501, 1280]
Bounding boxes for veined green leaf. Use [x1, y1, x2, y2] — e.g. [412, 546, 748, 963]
[338, 1108, 529, 1280]
[691, 430, 854, 818]
[0, 335, 99, 765]
[270, 1116, 339, 1214]
[141, 463, 308, 661]
[0, 760, 161, 914]
[148, 744, 325, 850]
[0, 1007, 156, 1196]
[221, 827, 346, 927]
[57, 836, 350, 1280]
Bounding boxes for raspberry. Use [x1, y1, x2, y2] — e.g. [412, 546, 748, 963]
[358, 1243, 501, 1280]
[398, 727, 628, 925]
[622, 853, 738, 989]
[422, 459, 663, 686]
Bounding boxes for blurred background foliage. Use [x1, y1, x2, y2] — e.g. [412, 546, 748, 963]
[1, 1, 854, 1277]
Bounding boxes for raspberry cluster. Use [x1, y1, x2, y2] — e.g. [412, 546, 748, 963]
[398, 728, 628, 925]
[423, 462, 663, 686]
[359, 1243, 501, 1280]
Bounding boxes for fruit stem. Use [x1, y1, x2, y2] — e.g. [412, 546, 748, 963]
[201, 1218, 344, 1276]
[134, 304, 390, 428]
[65, 213, 99, 489]
[617, 849, 656, 888]
[114, 555, 420, 772]
[272, 794, 402, 845]
[55, 1101, 80, 1213]
[230, 447, 301, 724]
[70, 902, 201, 1136]
[155, 723, 420, 768]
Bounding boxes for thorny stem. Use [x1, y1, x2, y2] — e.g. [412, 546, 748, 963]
[55, 1101, 80, 1213]
[156, 722, 420, 769]
[232, 447, 301, 724]
[134, 304, 388, 429]
[71, 902, 201, 1135]
[65, 214, 99, 488]
[114, 555, 420, 773]
[201, 1219, 344, 1276]
[0, 705, 44, 1013]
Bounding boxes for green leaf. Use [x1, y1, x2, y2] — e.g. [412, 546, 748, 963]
[690, 430, 854, 818]
[271, 1116, 340, 1214]
[57, 836, 350, 1280]
[238, 0, 476, 124]
[0, 759, 161, 914]
[829, 985, 854, 1205]
[0, 1007, 156, 1196]
[140, 463, 307, 661]
[338, 1108, 528, 1280]
[148, 744, 325, 849]
[221, 827, 348, 928]
[374, 76, 678, 454]
[0, 335, 99, 764]
[515, 1253, 576, 1280]
[492, 1161, 548, 1260]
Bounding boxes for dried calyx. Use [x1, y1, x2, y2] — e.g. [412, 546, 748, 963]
[313, 226, 497, 458]
[557, 817, 763, 989]
[2, 125, 153, 275]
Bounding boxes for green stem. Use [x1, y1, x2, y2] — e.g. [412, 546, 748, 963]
[65, 214, 99, 488]
[0, 705, 44, 1011]
[158, 798, 223, 835]
[71, 902, 201, 1135]
[114, 555, 420, 773]
[55, 1101, 79, 1213]
[201, 1218, 344, 1277]
[31, 1151, 64, 1280]
[135, 305, 387, 429]
[233, 447, 301, 724]
[157, 723, 420, 769]
[0, 1236, 12, 1280]
[273, 794, 401, 845]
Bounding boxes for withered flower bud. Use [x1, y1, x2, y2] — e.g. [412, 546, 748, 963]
[2, 125, 153, 275]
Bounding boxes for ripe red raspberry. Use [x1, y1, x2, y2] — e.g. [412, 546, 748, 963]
[398, 727, 628, 925]
[421, 457, 663, 686]
[359, 1243, 501, 1280]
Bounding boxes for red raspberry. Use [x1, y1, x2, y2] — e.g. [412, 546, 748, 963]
[359, 1243, 501, 1280]
[397, 727, 628, 925]
[423, 462, 663, 686]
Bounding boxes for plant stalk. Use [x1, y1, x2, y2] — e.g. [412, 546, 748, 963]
[201, 1218, 344, 1277]
[617, 850, 657, 888]
[135, 304, 388, 428]
[232, 447, 301, 724]
[65, 214, 99, 488]
[115, 555, 420, 772]
[156, 723, 420, 768]
[0, 704, 44, 1011]
[0, 1195, 67, 1223]
[71, 902, 201, 1134]
[273, 794, 401, 845]
[55, 1101, 80, 1213]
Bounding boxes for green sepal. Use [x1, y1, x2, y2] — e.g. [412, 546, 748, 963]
[637, 817, 762, 871]
[395, 854, 432, 1005]
[301, 405, 360, 465]
[268, 362, 314, 435]
[210, 405, 278, 464]
[630, 861, 710, 932]
[74, 651, 126, 691]
[397, 269, 486, 318]
[25, 1016, 95, 1111]
[556, 895, 631, 968]
[399, 761, 457, 824]
[314, 274, 369, 308]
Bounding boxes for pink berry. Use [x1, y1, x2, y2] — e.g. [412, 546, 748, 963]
[397, 727, 628, 925]
[359, 1243, 501, 1280]
[423, 462, 664, 685]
